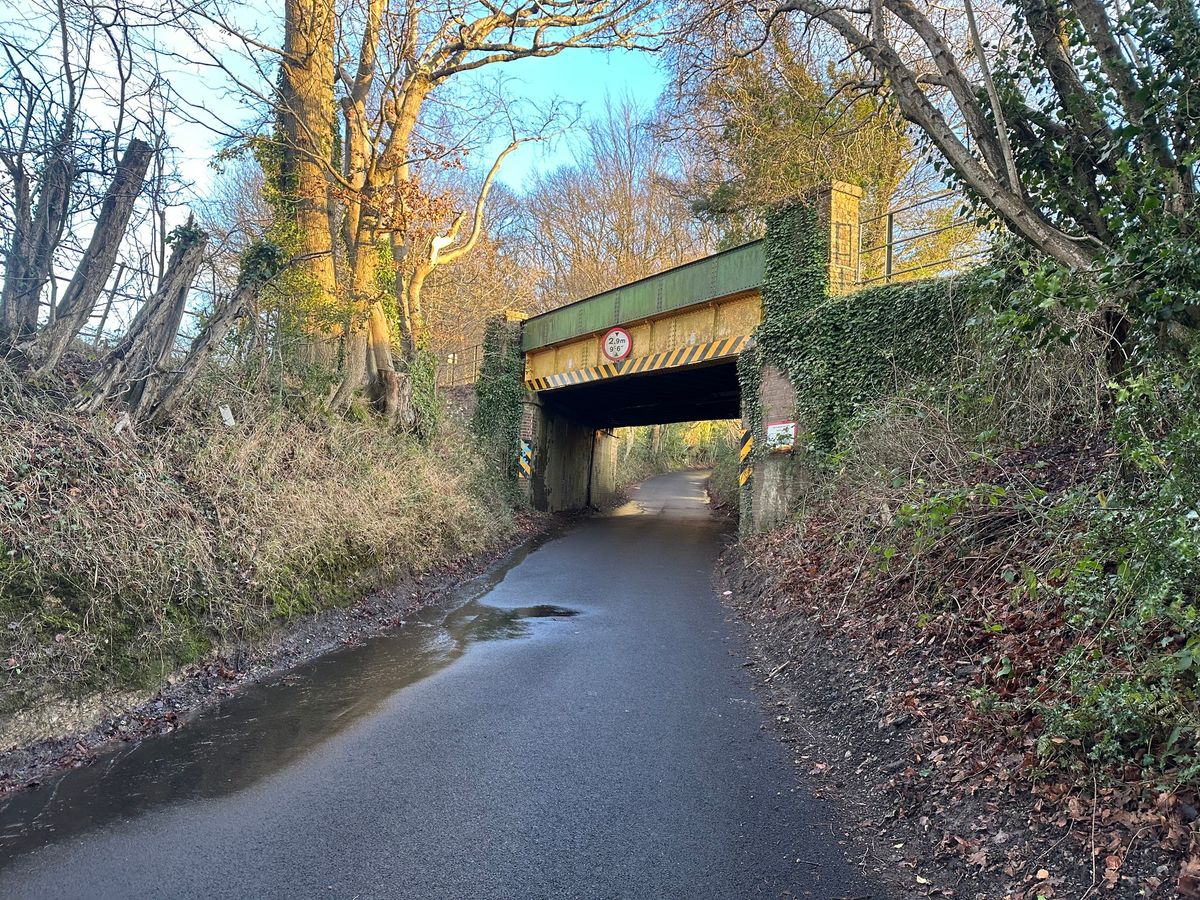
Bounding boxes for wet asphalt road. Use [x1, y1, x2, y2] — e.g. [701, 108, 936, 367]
[0, 471, 881, 899]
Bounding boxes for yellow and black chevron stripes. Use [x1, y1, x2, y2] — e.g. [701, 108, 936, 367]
[738, 429, 753, 488]
[525, 335, 749, 392]
[518, 439, 532, 478]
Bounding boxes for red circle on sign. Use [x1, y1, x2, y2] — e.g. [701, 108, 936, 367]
[601, 327, 633, 362]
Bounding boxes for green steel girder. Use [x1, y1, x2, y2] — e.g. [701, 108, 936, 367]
[520, 240, 765, 352]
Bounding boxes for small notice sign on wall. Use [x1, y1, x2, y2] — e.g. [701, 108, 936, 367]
[765, 421, 797, 453]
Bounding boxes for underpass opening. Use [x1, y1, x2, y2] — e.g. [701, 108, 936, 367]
[536, 356, 741, 429]
[516, 243, 765, 513]
[519, 364, 748, 515]
[519, 333, 753, 513]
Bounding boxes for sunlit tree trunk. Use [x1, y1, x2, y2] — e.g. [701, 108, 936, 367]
[278, 0, 338, 367]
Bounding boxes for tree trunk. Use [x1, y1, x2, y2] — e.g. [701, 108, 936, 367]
[404, 268, 430, 353]
[140, 285, 254, 426]
[331, 330, 368, 408]
[0, 174, 33, 339]
[77, 233, 208, 413]
[780, 0, 1098, 271]
[125, 259, 193, 414]
[0, 153, 76, 339]
[330, 233, 409, 422]
[330, 235, 373, 408]
[279, 0, 338, 365]
[32, 139, 154, 373]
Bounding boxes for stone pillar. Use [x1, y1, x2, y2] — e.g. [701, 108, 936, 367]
[589, 429, 620, 509]
[520, 395, 604, 513]
[811, 180, 863, 296]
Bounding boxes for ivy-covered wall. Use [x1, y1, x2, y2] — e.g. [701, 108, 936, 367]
[471, 317, 524, 487]
[755, 201, 977, 454]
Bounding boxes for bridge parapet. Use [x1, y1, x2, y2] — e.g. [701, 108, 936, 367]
[521, 241, 765, 353]
[521, 242, 764, 393]
[523, 293, 759, 391]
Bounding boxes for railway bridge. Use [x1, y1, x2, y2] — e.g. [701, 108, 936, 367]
[509, 182, 865, 525]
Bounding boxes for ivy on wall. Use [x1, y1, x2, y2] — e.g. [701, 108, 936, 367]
[780, 278, 977, 451]
[760, 201, 828, 321]
[753, 200, 978, 454]
[471, 317, 524, 488]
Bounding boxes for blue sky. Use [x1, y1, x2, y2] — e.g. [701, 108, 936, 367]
[487, 48, 668, 189]
[170, 45, 669, 201]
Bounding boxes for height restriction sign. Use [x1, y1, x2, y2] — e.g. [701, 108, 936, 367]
[601, 327, 632, 362]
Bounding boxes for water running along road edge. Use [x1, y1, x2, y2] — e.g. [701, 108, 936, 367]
[0, 471, 887, 899]
[0, 508, 564, 798]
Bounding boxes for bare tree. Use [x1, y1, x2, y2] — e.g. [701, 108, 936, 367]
[0, 0, 89, 339]
[518, 95, 716, 308]
[725, 0, 1198, 285]
[660, 10, 918, 246]
[422, 182, 536, 354]
[0, 0, 177, 354]
[215, 0, 664, 420]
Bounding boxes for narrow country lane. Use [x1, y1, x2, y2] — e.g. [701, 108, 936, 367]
[0, 472, 882, 900]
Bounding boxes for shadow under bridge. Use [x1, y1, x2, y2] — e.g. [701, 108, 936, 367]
[517, 242, 764, 510]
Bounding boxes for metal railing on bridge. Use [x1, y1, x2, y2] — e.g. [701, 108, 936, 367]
[857, 191, 988, 287]
[435, 344, 483, 388]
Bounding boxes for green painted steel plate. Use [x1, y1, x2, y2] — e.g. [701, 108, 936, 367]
[521, 240, 764, 352]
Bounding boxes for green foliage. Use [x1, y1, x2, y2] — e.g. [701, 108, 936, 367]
[739, 190, 1200, 784]
[755, 201, 978, 453]
[705, 429, 741, 511]
[407, 348, 440, 441]
[788, 279, 975, 451]
[758, 236, 1200, 783]
[472, 317, 525, 496]
[238, 240, 287, 288]
[618, 421, 739, 480]
[760, 201, 827, 320]
[963, 0, 1200, 357]
[166, 219, 208, 249]
[1036, 356, 1200, 777]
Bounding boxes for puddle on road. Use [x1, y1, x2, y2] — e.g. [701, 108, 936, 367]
[0, 540, 578, 865]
